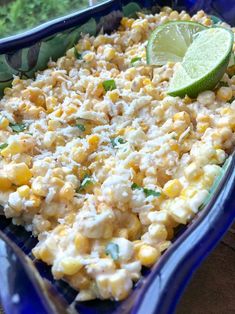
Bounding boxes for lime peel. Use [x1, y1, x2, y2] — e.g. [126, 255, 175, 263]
[168, 27, 234, 98]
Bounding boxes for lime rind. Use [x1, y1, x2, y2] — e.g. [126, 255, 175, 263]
[168, 27, 234, 98]
[146, 21, 207, 66]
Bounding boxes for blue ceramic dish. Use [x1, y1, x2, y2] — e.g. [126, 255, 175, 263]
[0, 1, 235, 314]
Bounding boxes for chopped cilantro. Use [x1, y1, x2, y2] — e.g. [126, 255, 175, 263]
[103, 79, 116, 92]
[143, 188, 161, 197]
[77, 174, 93, 192]
[10, 123, 26, 133]
[131, 57, 141, 65]
[131, 183, 161, 197]
[131, 183, 142, 190]
[111, 137, 126, 148]
[105, 242, 119, 261]
[77, 124, 85, 132]
[0, 143, 8, 150]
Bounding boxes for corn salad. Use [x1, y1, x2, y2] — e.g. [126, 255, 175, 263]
[0, 7, 235, 301]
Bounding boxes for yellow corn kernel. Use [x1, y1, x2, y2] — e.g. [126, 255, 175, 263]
[31, 176, 47, 196]
[217, 86, 233, 102]
[69, 270, 91, 290]
[220, 107, 233, 115]
[109, 273, 131, 300]
[197, 122, 209, 134]
[74, 233, 90, 253]
[23, 87, 46, 107]
[148, 223, 168, 240]
[51, 168, 64, 179]
[0, 171, 12, 190]
[103, 47, 116, 61]
[54, 108, 62, 117]
[29, 194, 41, 207]
[51, 177, 64, 187]
[46, 96, 57, 113]
[8, 163, 32, 186]
[133, 240, 144, 254]
[142, 78, 152, 86]
[94, 83, 104, 98]
[71, 147, 88, 163]
[169, 141, 179, 153]
[181, 186, 197, 199]
[48, 119, 61, 131]
[173, 111, 191, 124]
[0, 116, 9, 129]
[163, 179, 183, 198]
[137, 245, 160, 267]
[108, 90, 119, 103]
[65, 105, 77, 115]
[184, 162, 203, 181]
[87, 134, 100, 151]
[126, 214, 142, 240]
[83, 52, 95, 63]
[17, 185, 30, 198]
[59, 182, 75, 201]
[33, 246, 54, 264]
[61, 257, 83, 276]
[203, 18, 212, 26]
[1, 141, 22, 157]
[121, 17, 134, 28]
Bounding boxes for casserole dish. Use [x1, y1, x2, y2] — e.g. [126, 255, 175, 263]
[0, 1, 235, 313]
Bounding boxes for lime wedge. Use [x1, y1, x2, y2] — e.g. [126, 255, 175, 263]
[168, 27, 234, 97]
[146, 21, 207, 66]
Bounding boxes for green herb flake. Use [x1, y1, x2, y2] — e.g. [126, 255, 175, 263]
[77, 174, 93, 192]
[131, 183, 142, 190]
[131, 57, 141, 65]
[111, 137, 126, 148]
[103, 79, 116, 92]
[229, 96, 235, 103]
[0, 143, 8, 150]
[131, 183, 161, 197]
[143, 188, 161, 197]
[10, 123, 26, 133]
[77, 124, 85, 132]
[74, 46, 82, 60]
[105, 242, 119, 261]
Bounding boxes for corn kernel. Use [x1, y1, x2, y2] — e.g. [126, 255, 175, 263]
[137, 245, 160, 267]
[71, 147, 88, 163]
[109, 270, 132, 300]
[61, 257, 83, 276]
[33, 246, 54, 264]
[74, 233, 90, 253]
[184, 162, 203, 181]
[125, 214, 141, 240]
[1, 141, 22, 157]
[181, 186, 197, 199]
[17, 185, 30, 198]
[173, 111, 191, 124]
[217, 86, 233, 102]
[8, 163, 32, 186]
[148, 223, 168, 240]
[48, 119, 61, 131]
[0, 116, 9, 130]
[88, 134, 100, 151]
[31, 176, 47, 196]
[0, 171, 12, 190]
[59, 182, 75, 201]
[108, 90, 119, 103]
[29, 194, 41, 207]
[163, 179, 183, 198]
